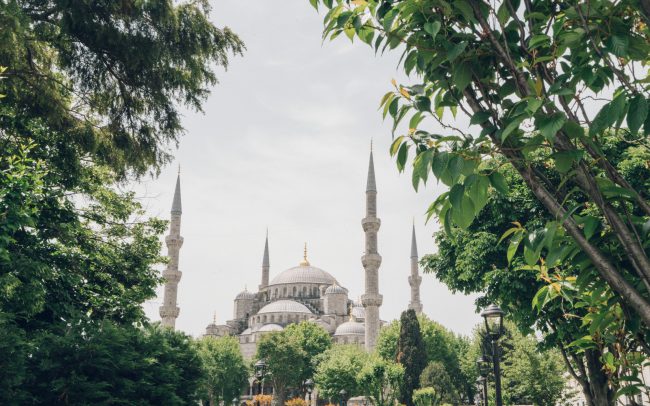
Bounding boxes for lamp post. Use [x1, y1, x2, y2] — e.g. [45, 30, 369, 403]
[481, 304, 504, 406]
[339, 389, 348, 406]
[476, 355, 490, 406]
[254, 359, 267, 406]
[475, 377, 486, 406]
[232, 398, 239, 406]
[304, 379, 314, 405]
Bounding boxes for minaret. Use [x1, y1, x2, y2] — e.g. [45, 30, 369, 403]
[260, 230, 270, 290]
[361, 144, 383, 351]
[408, 223, 423, 314]
[159, 171, 184, 329]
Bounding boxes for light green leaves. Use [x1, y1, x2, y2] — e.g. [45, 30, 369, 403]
[423, 21, 441, 39]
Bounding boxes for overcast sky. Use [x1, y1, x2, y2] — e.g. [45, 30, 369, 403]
[136, 0, 481, 337]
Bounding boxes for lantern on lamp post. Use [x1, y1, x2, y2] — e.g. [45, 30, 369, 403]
[481, 304, 504, 406]
[254, 359, 267, 406]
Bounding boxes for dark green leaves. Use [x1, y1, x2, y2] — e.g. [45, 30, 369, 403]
[627, 95, 648, 135]
[423, 21, 441, 39]
[590, 94, 627, 137]
[489, 172, 508, 195]
[536, 113, 566, 141]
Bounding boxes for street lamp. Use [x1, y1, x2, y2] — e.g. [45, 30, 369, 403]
[475, 377, 486, 406]
[481, 304, 504, 406]
[476, 356, 490, 406]
[232, 398, 239, 406]
[339, 389, 348, 406]
[304, 379, 314, 405]
[254, 359, 267, 406]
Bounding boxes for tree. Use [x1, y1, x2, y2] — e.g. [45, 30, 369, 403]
[256, 331, 306, 406]
[463, 321, 570, 406]
[376, 314, 473, 401]
[419, 362, 454, 405]
[412, 387, 438, 406]
[23, 321, 204, 405]
[314, 345, 367, 401]
[421, 152, 648, 404]
[357, 354, 404, 406]
[1, 0, 244, 178]
[396, 309, 427, 406]
[196, 336, 249, 406]
[284, 321, 332, 384]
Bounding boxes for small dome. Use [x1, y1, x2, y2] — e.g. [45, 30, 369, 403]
[240, 328, 253, 335]
[325, 284, 347, 295]
[351, 305, 365, 320]
[334, 321, 365, 336]
[236, 289, 256, 300]
[258, 324, 284, 332]
[269, 265, 337, 286]
[258, 300, 312, 314]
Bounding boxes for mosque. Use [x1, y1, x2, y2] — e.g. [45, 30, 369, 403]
[157, 148, 423, 357]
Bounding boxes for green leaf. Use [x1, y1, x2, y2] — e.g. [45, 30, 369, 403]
[452, 62, 473, 92]
[591, 94, 627, 137]
[412, 149, 434, 191]
[309, 0, 318, 10]
[552, 150, 583, 173]
[396, 142, 409, 172]
[537, 113, 566, 141]
[501, 115, 525, 141]
[414, 96, 432, 112]
[507, 232, 523, 263]
[627, 94, 648, 134]
[389, 136, 404, 157]
[470, 111, 491, 125]
[423, 21, 441, 39]
[496, 2, 510, 26]
[528, 34, 550, 49]
[449, 184, 464, 209]
[489, 172, 508, 195]
[563, 120, 584, 139]
[446, 41, 468, 62]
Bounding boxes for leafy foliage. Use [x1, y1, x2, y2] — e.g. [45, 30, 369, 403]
[314, 345, 366, 401]
[357, 354, 404, 406]
[396, 309, 427, 406]
[196, 336, 249, 406]
[284, 321, 333, 383]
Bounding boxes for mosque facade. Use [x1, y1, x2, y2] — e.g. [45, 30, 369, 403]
[159, 149, 423, 357]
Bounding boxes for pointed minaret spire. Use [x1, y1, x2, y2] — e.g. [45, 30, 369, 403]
[160, 172, 185, 329]
[361, 143, 382, 351]
[366, 141, 377, 193]
[260, 230, 270, 289]
[300, 242, 310, 266]
[408, 223, 423, 314]
[171, 172, 182, 215]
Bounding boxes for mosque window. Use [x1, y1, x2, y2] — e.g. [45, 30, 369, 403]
[274, 288, 278, 298]
[302, 286, 307, 296]
[270, 315, 275, 323]
[263, 315, 267, 323]
[283, 287, 287, 296]
[292, 286, 297, 296]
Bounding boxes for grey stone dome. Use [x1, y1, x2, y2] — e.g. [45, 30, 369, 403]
[240, 327, 253, 335]
[269, 265, 337, 286]
[325, 284, 347, 295]
[351, 305, 365, 320]
[235, 289, 256, 300]
[334, 321, 365, 336]
[258, 324, 284, 332]
[258, 300, 312, 314]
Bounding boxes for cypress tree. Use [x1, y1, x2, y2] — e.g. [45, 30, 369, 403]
[396, 309, 427, 406]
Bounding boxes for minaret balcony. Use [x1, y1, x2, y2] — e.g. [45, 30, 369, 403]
[361, 253, 382, 268]
[361, 217, 381, 232]
[408, 275, 422, 286]
[162, 269, 182, 283]
[165, 235, 184, 248]
[159, 306, 180, 318]
[361, 293, 383, 307]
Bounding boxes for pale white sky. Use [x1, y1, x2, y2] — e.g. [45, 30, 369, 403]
[136, 0, 480, 337]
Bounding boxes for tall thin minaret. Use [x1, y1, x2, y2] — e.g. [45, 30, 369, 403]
[260, 230, 270, 290]
[408, 223, 423, 314]
[159, 171, 184, 329]
[361, 143, 383, 351]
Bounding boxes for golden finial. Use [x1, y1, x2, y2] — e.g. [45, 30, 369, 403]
[213, 311, 217, 324]
[299, 242, 310, 266]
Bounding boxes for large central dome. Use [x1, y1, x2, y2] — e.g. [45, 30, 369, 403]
[269, 264, 338, 286]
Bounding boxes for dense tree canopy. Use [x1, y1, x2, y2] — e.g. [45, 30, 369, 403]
[196, 336, 248, 406]
[396, 309, 427, 406]
[314, 345, 367, 401]
[284, 321, 332, 385]
[0, 1, 243, 402]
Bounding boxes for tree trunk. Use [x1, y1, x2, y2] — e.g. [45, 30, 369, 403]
[585, 350, 615, 406]
[209, 389, 215, 406]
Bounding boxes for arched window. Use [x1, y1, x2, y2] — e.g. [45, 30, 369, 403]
[283, 287, 287, 296]
[303, 286, 307, 296]
[274, 288, 278, 298]
[262, 315, 267, 323]
[292, 286, 297, 296]
[270, 315, 275, 323]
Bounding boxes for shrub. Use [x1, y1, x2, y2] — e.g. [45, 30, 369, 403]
[413, 388, 437, 406]
[285, 398, 307, 406]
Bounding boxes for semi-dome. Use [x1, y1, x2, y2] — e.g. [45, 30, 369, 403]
[325, 283, 347, 295]
[235, 289, 256, 300]
[269, 265, 337, 286]
[258, 300, 312, 314]
[258, 323, 284, 332]
[240, 327, 253, 335]
[334, 321, 365, 336]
